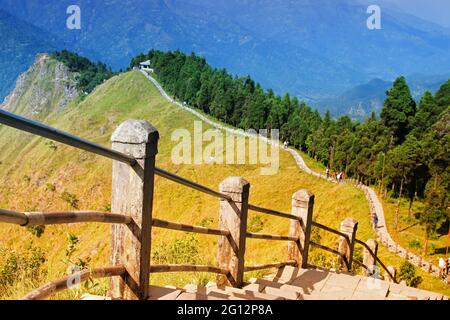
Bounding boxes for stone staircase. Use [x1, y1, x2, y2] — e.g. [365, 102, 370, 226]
[83, 266, 447, 301]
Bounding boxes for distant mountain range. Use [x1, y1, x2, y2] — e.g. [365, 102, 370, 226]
[314, 73, 450, 119]
[1, 0, 450, 117]
[0, 9, 60, 102]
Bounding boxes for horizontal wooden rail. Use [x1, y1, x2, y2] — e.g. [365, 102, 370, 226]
[246, 232, 298, 242]
[355, 239, 396, 282]
[0, 109, 136, 166]
[248, 204, 299, 221]
[0, 209, 28, 225]
[150, 264, 236, 287]
[0, 110, 232, 201]
[150, 264, 230, 275]
[0, 209, 132, 226]
[310, 241, 341, 256]
[155, 167, 232, 201]
[152, 218, 230, 236]
[353, 259, 369, 270]
[21, 266, 126, 300]
[244, 260, 297, 272]
[310, 241, 350, 270]
[312, 221, 350, 244]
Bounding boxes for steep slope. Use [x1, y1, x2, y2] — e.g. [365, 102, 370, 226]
[0, 58, 448, 299]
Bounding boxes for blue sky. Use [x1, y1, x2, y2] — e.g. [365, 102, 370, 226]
[383, 0, 450, 28]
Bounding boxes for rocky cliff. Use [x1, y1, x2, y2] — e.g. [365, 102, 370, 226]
[1, 54, 78, 119]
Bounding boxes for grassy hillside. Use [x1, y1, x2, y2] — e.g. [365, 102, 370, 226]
[0, 68, 447, 299]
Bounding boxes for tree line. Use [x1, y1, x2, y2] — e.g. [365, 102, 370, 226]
[130, 50, 449, 247]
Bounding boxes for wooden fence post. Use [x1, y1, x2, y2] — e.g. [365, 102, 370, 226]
[338, 218, 358, 271]
[363, 239, 378, 276]
[288, 190, 314, 269]
[109, 120, 159, 300]
[386, 266, 397, 283]
[217, 177, 250, 287]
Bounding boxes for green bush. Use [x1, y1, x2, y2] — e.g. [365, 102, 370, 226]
[46, 183, 56, 192]
[200, 217, 214, 227]
[0, 244, 47, 296]
[399, 260, 422, 288]
[26, 225, 46, 238]
[61, 191, 79, 209]
[248, 215, 264, 233]
[408, 239, 421, 249]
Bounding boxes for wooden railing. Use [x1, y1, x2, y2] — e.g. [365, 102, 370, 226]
[0, 109, 397, 300]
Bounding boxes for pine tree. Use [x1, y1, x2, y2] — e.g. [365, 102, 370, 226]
[380, 76, 416, 144]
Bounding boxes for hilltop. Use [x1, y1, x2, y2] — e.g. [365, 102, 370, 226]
[0, 55, 448, 299]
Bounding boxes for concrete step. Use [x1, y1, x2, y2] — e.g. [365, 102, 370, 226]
[243, 282, 299, 300]
[206, 281, 283, 300]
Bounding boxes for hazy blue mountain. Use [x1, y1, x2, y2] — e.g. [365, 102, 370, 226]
[313, 73, 450, 120]
[0, 9, 60, 102]
[1, 0, 450, 115]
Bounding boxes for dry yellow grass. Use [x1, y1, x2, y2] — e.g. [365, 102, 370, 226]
[0, 70, 447, 298]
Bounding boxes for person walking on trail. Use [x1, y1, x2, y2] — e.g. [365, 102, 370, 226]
[446, 258, 449, 277]
[439, 257, 446, 278]
[326, 167, 330, 179]
[283, 141, 289, 149]
[372, 212, 379, 230]
[447, 257, 450, 276]
[332, 171, 337, 181]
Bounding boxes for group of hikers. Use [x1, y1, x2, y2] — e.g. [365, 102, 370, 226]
[439, 257, 450, 281]
[325, 167, 345, 183]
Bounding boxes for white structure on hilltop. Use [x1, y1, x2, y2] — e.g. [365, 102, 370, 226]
[139, 60, 154, 72]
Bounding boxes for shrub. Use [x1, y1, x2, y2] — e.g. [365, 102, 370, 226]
[248, 215, 264, 233]
[0, 244, 47, 296]
[45, 141, 58, 151]
[399, 261, 422, 288]
[61, 191, 79, 209]
[46, 183, 56, 192]
[408, 239, 421, 249]
[26, 225, 46, 238]
[200, 217, 214, 227]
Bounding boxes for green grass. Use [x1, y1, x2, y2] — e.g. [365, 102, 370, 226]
[381, 193, 449, 263]
[0, 68, 447, 298]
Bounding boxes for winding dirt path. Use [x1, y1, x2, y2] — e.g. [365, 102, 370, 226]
[141, 70, 441, 279]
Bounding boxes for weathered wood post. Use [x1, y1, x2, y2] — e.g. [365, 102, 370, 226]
[338, 218, 358, 272]
[288, 190, 314, 269]
[109, 120, 159, 300]
[386, 266, 397, 283]
[217, 177, 250, 287]
[363, 239, 378, 276]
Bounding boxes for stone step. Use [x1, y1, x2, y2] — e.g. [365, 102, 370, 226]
[249, 278, 309, 296]
[206, 282, 284, 300]
[148, 285, 184, 300]
[243, 282, 299, 300]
